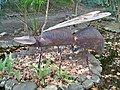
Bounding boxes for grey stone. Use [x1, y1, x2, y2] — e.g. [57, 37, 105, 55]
[1, 44, 8, 48]
[82, 79, 94, 89]
[0, 80, 6, 87]
[91, 74, 100, 83]
[88, 54, 101, 66]
[0, 32, 7, 37]
[68, 85, 84, 90]
[13, 81, 37, 90]
[43, 85, 57, 90]
[89, 59, 100, 66]
[89, 64, 102, 73]
[12, 42, 21, 47]
[12, 52, 21, 58]
[3, 75, 12, 80]
[77, 75, 87, 82]
[96, 66, 102, 73]
[5, 79, 18, 90]
[90, 69, 101, 76]
[104, 22, 120, 33]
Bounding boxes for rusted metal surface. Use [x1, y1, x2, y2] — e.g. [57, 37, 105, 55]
[38, 28, 74, 46]
[75, 27, 104, 54]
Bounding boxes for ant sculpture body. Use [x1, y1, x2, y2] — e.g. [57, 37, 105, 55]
[14, 11, 111, 69]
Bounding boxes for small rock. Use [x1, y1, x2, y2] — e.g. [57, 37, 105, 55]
[82, 79, 94, 89]
[3, 75, 12, 80]
[89, 65, 102, 73]
[0, 80, 6, 87]
[13, 81, 37, 90]
[60, 85, 69, 90]
[91, 74, 100, 83]
[88, 54, 101, 66]
[90, 69, 101, 76]
[12, 52, 21, 58]
[0, 32, 7, 37]
[77, 75, 87, 82]
[5, 79, 18, 90]
[96, 66, 102, 73]
[43, 85, 57, 90]
[12, 42, 21, 47]
[1, 44, 8, 48]
[89, 59, 101, 66]
[68, 85, 84, 90]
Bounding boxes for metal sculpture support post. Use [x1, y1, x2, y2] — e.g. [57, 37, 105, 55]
[57, 46, 63, 74]
[38, 47, 42, 69]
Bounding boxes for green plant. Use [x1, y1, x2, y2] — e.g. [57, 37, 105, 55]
[6, 53, 21, 81]
[15, 0, 47, 34]
[32, 59, 54, 85]
[0, 52, 21, 81]
[31, 0, 47, 12]
[0, 59, 5, 71]
[18, 0, 32, 31]
[9, 70, 21, 82]
[4, 52, 13, 73]
[32, 16, 39, 35]
[0, 52, 13, 78]
[54, 69, 75, 83]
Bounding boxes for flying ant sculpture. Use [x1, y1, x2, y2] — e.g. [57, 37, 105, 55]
[14, 11, 111, 69]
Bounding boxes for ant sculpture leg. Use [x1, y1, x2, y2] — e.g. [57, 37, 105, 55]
[57, 46, 62, 74]
[83, 48, 89, 67]
[71, 45, 80, 54]
[34, 37, 43, 69]
[38, 47, 43, 69]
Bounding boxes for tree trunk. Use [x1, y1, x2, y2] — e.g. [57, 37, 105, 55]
[23, 8, 28, 31]
[72, 0, 81, 16]
[73, 2, 78, 16]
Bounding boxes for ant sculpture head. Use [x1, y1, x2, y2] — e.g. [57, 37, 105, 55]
[13, 36, 36, 46]
[13, 36, 47, 47]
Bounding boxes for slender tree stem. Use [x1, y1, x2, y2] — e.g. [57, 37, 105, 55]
[40, 0, 50, 37]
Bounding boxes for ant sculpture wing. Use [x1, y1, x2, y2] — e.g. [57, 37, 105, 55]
[44, 11, 111, 31]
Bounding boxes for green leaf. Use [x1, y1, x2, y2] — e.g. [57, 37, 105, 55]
[41, 78, 45, 85]
[0, 60, 5, 71]
[3, 52, 13, 72]
[14, 70, 21, 81]
[53, 75, 61, 79]
[44, 68, 52, 76]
